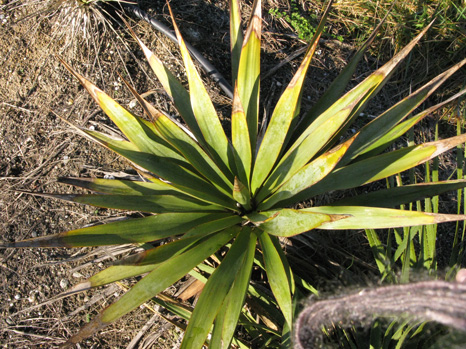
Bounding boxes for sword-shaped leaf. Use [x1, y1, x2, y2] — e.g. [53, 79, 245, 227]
[248, 208, 347, 237]
[68, 216, 241, 291]
[356, 89, 466, 160]
[210, 229, 256, 348]
[259, 233, 294, 327]
[233, 176, 251, 210]
[65, 227, 240, 346]
[58, 177, 179, 196]
[181, 227, 256, 349]
[230, 0, 243, 83]
[237, 0, 261, 153]
[296, 9, 384, 133]
[251, 1, 331, 195]
[169, 4, 233, 174]
[60, 59, 184, 160]
[280, 134, 466, 207]
[128, 25, 203, 143]
[1, 212, 226, 248]
[303, 206, 466, 230]
[121, 75, 234, 194]
[332, 180, 466, 208]
[288, 22, 433, 156]
[79, 127, 237, 209]
[258, 138, 353, 209]
[340, 58, 466, 166]
[231, 85, 252, 187]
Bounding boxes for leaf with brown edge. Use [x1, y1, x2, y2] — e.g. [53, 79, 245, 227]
[248, 209, 348, 237]
[303, 206, 466, 230]
[168, 3, 233, 176]
[280, 133, 466, 208]
[120, 74, 235, 195]
[236, 0, 261, 153]
[0, 212, 227, 248]
[250, 0, 332, 195]
[65, 227, 239, 346]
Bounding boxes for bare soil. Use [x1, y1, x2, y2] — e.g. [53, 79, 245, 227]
[0, 0, 464, 348]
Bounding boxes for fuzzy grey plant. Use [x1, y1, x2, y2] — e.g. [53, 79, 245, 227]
[294, 271, 466, 348]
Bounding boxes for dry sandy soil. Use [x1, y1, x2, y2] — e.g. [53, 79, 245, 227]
[0, 0, 464, 348]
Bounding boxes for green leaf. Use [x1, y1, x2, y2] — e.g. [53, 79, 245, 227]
[66, 227, 240, 345]
[258, 138, 353, 209]
[58, 177, 179, 196]
[181, 227, 256, 349]
[231, 85, 252, 187]
[333, 180, 466, 208]
[303, 206, 466, 230]
[45, 193, 225, 213]
[131, 30, 204, 143]
[3, 212, 228, 248]
[233, 176, 251, 210]
[237, 0, 261, 153]
[357, 88, 466, 160]
[79, 127, 237, 209]
[340, 58, 466, 165]
[297, 8, 383, 133]
[230, 0, 244, 83]
[282, 134, 466, 207]
[169, 5, 233, 175]
[210, 227, 256, 348]
[250, 3, 331, 195]
[259, 233, 294, 327]
[248, 208, 346, 237]
[60, 59, 185, 160]
[289, 22, 434, 154]
[120, 76, 234, 195]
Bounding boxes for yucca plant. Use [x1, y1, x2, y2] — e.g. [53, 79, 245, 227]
[3, 0, 466, 347]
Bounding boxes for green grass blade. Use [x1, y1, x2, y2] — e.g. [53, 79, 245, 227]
[210, 228, 256, 348]
[250, 3, 330, 194]
[258, 139, 353, 209]
[181, 227, 256, 349]
[237, 0, 261, 153]
[259, 233, 294, 327]
[169, 5, 233, 174]
[304, 206, 466, 230]
[332, 180, 466, 208]
[66, 227, 240, 345]
[248, 208, 346, 237]
[229, 0, 243, 83]
[3, 212, 228, 248]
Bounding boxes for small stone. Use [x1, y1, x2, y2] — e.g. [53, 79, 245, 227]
[59, 279, 69, 290]
[14, 294, 20, 300]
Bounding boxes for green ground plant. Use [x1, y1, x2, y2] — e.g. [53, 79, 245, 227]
[2, 0, 466, 347]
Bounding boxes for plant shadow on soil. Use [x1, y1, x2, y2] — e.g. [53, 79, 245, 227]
[0, 0, 464, 347]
